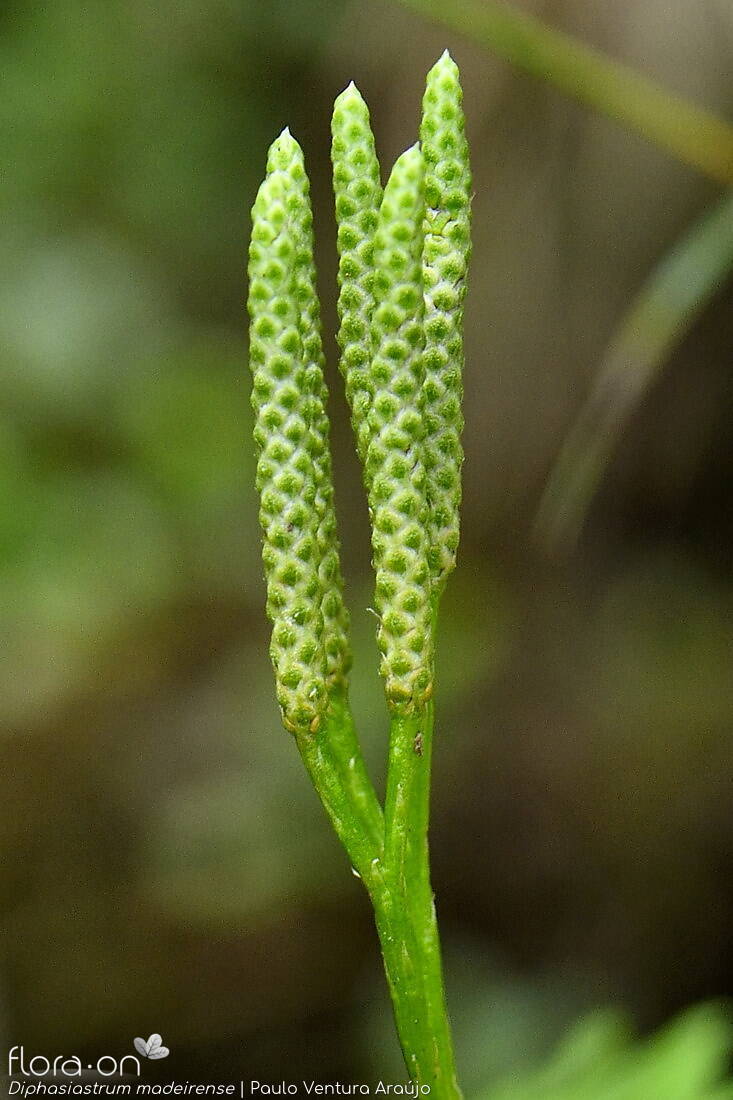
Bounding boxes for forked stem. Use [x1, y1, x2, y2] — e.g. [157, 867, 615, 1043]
[297, 691, 460, 1096]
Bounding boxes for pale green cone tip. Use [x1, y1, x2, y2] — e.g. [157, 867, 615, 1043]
[269, 129, 353, 692]
[420, 49, 472, 585]
[249, 54, 472, 726]
[332, 81, 383, 474]
[248, 144, 332, 734]
[265, 126, 297, 175]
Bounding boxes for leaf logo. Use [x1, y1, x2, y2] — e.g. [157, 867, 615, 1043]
[134, 1034, 170, 1060]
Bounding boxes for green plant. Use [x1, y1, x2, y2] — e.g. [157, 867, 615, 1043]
[479, 1003, 733, 1100]
[247, 51, 471, 1097]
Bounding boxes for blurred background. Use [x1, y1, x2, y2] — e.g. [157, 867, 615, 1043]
[2, 0, 733, 1092]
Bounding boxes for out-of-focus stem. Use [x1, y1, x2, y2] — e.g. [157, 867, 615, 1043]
[398, 0, 733, 185]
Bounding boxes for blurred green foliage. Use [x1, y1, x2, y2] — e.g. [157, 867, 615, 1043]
[481, 1004, 733, 1100]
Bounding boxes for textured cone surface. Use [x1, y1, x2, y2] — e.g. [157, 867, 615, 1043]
[267, 131, 352, 689]
[420, 50, 472, 583]
[367, 145, 433, 712]
[248, 154, 327, 733]
[332, 83, 383, 472]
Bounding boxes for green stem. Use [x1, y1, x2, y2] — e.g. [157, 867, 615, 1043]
[327, 688, 385, 853]
[297, 646, 459, 1093]
[297, 698, 459, 1093]
[372, 606, 460, 1096]
[382, 707, 460, 1096]
[295, 702, 381, 883]
[369, 865, 436, 1084]
[397, 0, 733, 185]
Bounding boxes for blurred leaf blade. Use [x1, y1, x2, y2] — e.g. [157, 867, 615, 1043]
[397, 0, 733, 184]
[536, 191, 733, 551]
[477, 1002, 733, 1100]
